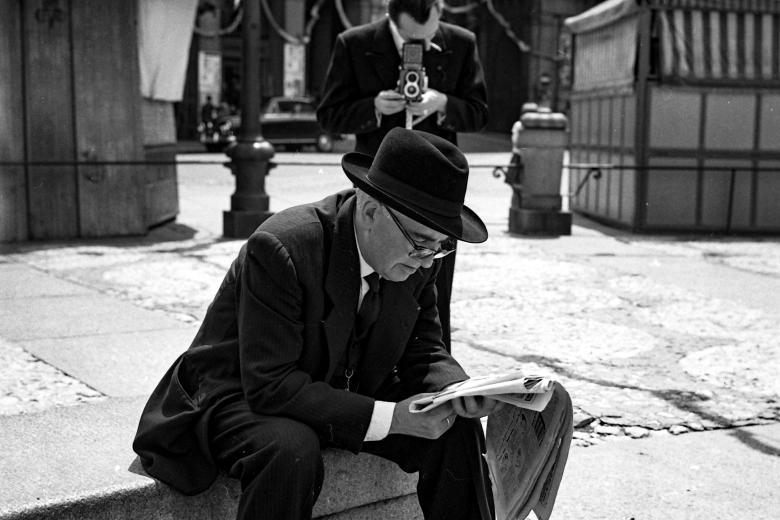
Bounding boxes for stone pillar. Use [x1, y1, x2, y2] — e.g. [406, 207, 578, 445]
[508, 106, 571, 235]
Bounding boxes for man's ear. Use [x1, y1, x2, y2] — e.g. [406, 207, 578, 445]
[354, 194, 379, 230]
[364, 199, 380, 224]
[357, 196, 380, 227]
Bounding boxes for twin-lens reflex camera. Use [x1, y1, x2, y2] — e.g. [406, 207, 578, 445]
[397, 41, 426, 102]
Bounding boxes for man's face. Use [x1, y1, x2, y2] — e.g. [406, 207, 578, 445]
[395, 3, 441, 48]
[363, 204, 448, 282]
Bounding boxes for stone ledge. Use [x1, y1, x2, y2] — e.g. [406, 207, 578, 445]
[0, 397, 420, 520]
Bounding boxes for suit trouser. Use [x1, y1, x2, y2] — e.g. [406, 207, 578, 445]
[435, 249, 455, 352]
[209, 395, 492, 520]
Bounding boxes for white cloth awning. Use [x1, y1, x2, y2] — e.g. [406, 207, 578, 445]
[565, 0, 639, 34]
[659, 8, 780, 81]
[137, 0, 199, 101]
[570, 13, 639, 91]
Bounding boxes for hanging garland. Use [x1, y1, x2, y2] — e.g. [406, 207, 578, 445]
[480, 0, 531, 53]
[194, 0, 560, 62]
[260, 0, 329, 44]
[442, 1, 479, 15]
[334, 0, 353, 29]
[193, 5, 244, 37]
[445, 0, 564, 61]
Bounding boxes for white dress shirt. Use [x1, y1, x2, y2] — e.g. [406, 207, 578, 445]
[354, 228, 395, 442]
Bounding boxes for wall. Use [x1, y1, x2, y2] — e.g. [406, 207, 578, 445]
[569, 90, 638, 227]
[0, 0, 180, 242]
[0, 0, 26, 242]
[643, 86, 780, 232]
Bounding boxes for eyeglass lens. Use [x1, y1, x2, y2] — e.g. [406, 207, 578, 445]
[385, 206, 455, 259]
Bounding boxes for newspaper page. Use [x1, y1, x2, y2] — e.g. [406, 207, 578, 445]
[485, 383, 573, 520]
[408, 373, 573, 520]
[408, 372, 555, 414]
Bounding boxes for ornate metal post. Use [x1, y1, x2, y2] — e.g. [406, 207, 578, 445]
[223, 0, 275, 238]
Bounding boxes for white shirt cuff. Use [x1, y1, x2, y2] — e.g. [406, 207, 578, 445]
[364, 400, 395, 441]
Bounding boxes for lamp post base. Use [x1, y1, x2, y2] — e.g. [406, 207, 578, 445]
[223, 210, 273, 239]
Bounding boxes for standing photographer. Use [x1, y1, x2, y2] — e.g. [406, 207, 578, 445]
[317, 0, 488, 350]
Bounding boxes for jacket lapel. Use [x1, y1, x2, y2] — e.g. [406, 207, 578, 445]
[323, 198, 361, 383]
[366, 19, 401, 88]
[425, 26, 453, 87]
[358, 274, 421, 396]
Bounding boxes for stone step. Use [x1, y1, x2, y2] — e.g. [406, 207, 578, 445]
[0, 397, 420, 520]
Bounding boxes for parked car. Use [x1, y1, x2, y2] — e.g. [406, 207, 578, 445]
[198, 96, 339, 153]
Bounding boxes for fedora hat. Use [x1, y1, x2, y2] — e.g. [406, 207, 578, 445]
[342, 128, 488, 243]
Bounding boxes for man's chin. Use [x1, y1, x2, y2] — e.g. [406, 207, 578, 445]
[385, 264, 418, 282]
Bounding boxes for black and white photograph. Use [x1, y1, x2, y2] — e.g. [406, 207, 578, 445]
[1, 1, 779, 519]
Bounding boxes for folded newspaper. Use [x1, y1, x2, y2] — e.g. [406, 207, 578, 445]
[409, 371, 573, 520]
[409, 371, 555, 414]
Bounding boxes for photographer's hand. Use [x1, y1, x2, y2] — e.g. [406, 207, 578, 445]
[374, 90, 407, 115]
[406, 88, 448, 118]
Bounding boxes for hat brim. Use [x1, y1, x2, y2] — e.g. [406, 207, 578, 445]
[342, 152, 488, 243]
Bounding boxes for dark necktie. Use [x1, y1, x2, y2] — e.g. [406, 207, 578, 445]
[342, 273, 381, 391]
[355, 272, 381, 340]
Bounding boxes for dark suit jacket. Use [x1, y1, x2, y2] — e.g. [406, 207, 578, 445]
[133, 190, 469, 494]
[316, 18, 488, 154]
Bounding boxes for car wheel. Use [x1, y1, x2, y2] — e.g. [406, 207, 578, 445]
[316, 133, 334, 153]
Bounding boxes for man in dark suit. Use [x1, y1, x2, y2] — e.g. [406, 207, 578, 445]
[316, 0, 489, 352]
[134, 128, 500, 520]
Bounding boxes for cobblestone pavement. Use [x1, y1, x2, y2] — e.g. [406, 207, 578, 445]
[2, 155, 779, 449]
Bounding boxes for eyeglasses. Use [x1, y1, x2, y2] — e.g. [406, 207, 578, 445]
[383, 205, 455, 260]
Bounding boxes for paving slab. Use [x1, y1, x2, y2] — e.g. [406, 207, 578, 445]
[0, 293, 184, 342]
[0, 263, 92, 299]
[554, 423, 780, 519]
[587, 254, 780, 317]
[19, 327, 198, 397]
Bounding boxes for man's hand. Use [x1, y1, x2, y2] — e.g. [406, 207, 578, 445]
[388, 393, 457, 439]
[406, 88, 447, 117]
[374, 90, 407, 115]
[451, 395, 504, 419]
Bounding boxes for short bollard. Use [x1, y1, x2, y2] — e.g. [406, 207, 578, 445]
[222, 0, 275, 239]
[503, 103, 540, 212]
[223, 137, 275, 238]
[508, 107, 571, 236]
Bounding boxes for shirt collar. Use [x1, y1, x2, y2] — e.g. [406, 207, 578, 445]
[388, 17, 442, 55]
[354, 222, 374, 280]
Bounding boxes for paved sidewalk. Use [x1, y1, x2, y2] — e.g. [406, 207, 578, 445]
[1, 141, 779, 518]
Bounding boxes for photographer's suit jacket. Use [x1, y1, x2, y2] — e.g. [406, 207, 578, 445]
[133, 190, 469, 494]
[317, 18, 488, 155]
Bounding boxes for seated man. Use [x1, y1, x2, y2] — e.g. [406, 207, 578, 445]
[133, 128, 501, 520]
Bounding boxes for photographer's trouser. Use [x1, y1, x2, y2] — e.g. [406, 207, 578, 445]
[436, 248, 456, 352]
[209, 396, 492, 520]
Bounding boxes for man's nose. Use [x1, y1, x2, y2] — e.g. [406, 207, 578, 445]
[419, 255, 436, 269]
